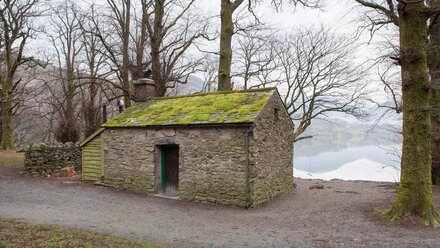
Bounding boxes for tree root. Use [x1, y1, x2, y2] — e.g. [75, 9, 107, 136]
[383, 205, 440, 228]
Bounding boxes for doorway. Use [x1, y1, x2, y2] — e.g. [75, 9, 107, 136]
[160, 145, 179, 195]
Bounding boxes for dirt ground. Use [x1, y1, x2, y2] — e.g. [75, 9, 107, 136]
[1, 168, 440, 247]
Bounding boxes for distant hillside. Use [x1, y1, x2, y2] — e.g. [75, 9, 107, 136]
[295, 117, 401, 157]
[166, 75, 206, 96]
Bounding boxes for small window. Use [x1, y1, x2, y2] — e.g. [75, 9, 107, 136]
[274, 108, 280, 121]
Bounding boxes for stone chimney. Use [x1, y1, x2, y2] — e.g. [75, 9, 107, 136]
[133, 71, 155, 102]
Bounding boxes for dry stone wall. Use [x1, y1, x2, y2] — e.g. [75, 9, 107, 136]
[24, 143, 81, 176]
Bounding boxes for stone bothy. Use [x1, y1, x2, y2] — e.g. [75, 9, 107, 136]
[80, 87, 295, 207]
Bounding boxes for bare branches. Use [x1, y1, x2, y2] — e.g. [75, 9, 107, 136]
[354, 0, 401, 42]
[43, 0, 88, 142]
[355, 0, 399, 26]
[370, 65, 402, 113]
[232, 24, 279, 89]
[143, 0, 209, 96]
[270, 0, 322, 10]
[237, 26, 368, 141]
[0, 1, 212, 145]
[0, 0, 44, 149]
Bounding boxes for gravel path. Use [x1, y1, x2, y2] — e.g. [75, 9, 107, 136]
[1, 176, 439, 247]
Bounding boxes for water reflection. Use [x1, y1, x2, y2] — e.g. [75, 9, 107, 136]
[295, 145, 400, 173]
[295, 158, 401, 182]
[293, 119, 402, 182]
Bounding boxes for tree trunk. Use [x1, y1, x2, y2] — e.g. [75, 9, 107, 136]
[1, 73, 14, 150]
[122, 0, 132, 107]
[1, 100, 14, 150]
[0, 0, 39, 150]
[131, 1, 149, 81]
[66, 81, 79, 142]
[84, 81, 101, 138]
[428, 0, 440, 185]
[152, 0, 165, 97]
[218, 0, 243, 91]
[55, 77, 80, 143]
[83, 48, 101, 137]
[386, 1, 440, 226]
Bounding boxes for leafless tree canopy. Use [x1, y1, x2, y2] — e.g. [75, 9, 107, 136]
[0, 0, 45, 149]
[0, 0, 373, 149]
[232, 26, 368, 141]
[0, 0, 214, 147]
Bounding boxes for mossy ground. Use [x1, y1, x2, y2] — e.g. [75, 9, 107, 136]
[104, 89, 273, 127]
[0, 218, 160, 248]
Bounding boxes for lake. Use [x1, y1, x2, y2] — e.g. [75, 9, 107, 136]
[293, 119, 402, 182]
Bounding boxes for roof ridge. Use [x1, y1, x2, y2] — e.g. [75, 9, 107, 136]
[104, 87, 275, 127]
[152, 87, 276, 101]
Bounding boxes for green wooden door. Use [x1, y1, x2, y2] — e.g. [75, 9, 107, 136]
[82, 136, 103, 181]
[161, 148, 166, 193]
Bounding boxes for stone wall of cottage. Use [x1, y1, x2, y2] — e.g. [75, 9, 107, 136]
[24, 143, 81, 176]
[101, 127, 250, 206]
[249, 93, 295, 206]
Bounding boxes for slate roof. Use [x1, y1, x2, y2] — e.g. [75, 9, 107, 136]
[103, 88, 275, 127]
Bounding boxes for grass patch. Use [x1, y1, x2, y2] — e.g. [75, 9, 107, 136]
[309, 184, 325, 190]
[0, 151, 24, 167]
[0, 218, 160, 248]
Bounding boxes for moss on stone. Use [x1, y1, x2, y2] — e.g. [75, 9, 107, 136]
[103, 88, 274, 127]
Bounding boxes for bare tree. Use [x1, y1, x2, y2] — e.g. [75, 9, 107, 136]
[232, 25, 278, 89]
[78, 7, 108, 137]
[45, 1, 87, 143]
[242, 27, 368, 142]
[81, 0, 134, 107]
[357, 0, 440, 186]
[82, 0, 207, 103]
[200, 54, 219, 92]
[217, 0, 321, 91]
[0, 0, 44, 149]
[282, 29, 367, 141]
[143, 0, 209, 96]
[355, 0, 440, 226]
[128, 0, 151, 80]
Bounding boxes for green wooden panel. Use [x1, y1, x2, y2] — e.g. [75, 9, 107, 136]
[82, 167, 102, 172]
[82, 135, 103, 181]
[83, 152, 101, 155]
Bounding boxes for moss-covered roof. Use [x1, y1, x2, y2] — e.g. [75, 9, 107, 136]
[103, 88, 275, 127]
